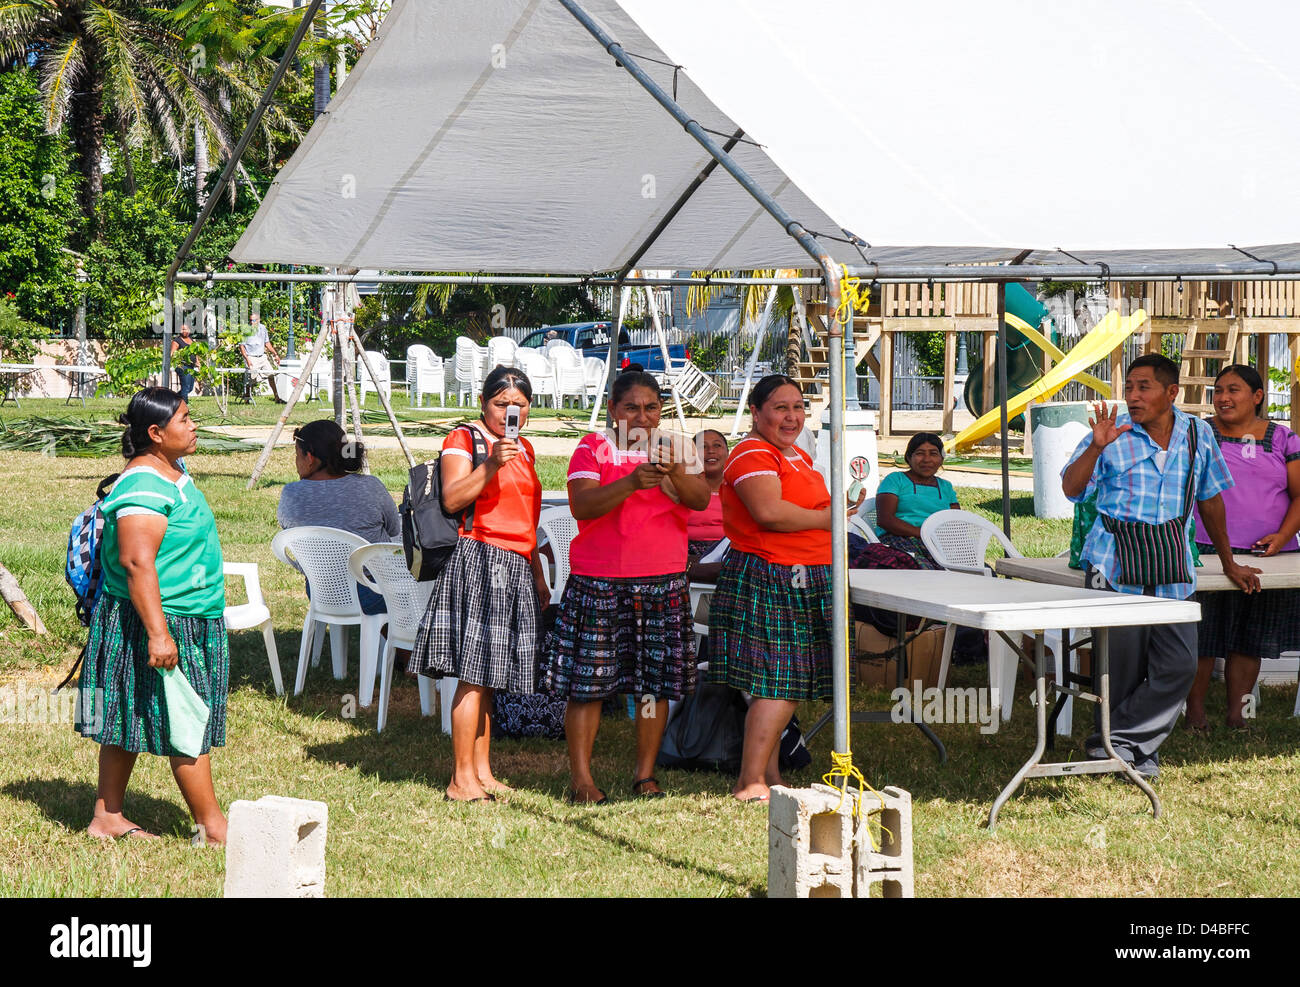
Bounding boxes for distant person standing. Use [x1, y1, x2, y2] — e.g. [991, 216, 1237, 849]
[239, 310, 285, 402]
[171, 323, 197, 402]
[1061, 354, 1260, 780]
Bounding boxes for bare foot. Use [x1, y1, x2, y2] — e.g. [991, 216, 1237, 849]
[732, 782, 770, 804]
[445, 778, 492, 802]
[191, 816, 228, 847]
[478, 775, 514, 795]
[87, 812, 158, 840]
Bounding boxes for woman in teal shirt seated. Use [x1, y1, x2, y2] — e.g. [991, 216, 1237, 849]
[875, 432, 959, 569]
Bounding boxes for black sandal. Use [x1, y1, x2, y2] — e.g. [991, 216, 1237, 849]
[567, 787, 608, 806]
[632, 776, 667, 799]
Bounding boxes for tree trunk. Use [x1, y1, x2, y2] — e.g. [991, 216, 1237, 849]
[0, 563, 46, 635]
[195, 119, 209, 210]
[69, 71, 105, 241]
[117, 121, 137, 197]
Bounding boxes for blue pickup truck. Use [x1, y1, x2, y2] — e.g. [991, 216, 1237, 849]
[518, 321, 687, 373]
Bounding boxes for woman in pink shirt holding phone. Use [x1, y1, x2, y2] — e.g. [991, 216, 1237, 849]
[541, 370, 710, 804]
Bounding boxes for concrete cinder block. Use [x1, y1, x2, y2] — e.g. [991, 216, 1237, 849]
[839, 784, 915, 899]
[767, 786, 855, 898]
[224, 795, 328, 898]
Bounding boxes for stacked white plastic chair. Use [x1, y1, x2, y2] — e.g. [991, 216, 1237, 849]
[222, 562, 283, 695]
[920, 509, 1071, 733]
[359, 350, 391, 403]
[537, 506, 580, 605]
[347, 544, 441, 733]
[406, 344, 446, 407]
[517, 347, 557, 408]
[271, 526, 387, 708]
[551, 344, 587, 409]
[486, 336, 518, 373]
[454, 336, 485, 405]
[583, 357, 606, 402]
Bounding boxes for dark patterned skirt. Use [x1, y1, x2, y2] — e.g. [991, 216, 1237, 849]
[706, 550, 833, 701]
[408, 537, 541, 693]
[1195, 586, 1300, 661]
[877, 534, 942, 570]
[75, 594, 228, 756]
[541, 572, 695, 702]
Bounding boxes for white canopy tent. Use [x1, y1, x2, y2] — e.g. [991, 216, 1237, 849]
[211, 0, 1300, 774]
[233, 0, 1300, 270]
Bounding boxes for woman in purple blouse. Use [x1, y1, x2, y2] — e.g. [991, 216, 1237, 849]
[1187, 364, 1300, 731]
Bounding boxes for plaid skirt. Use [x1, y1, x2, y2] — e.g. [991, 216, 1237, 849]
[877, 534, 942, 570]
[706, 550, 833, 701]
[1195, 586, 1300, 661]
[541, 572, 695, 702]
[408, 537, 541, 693]
[75, 594, 228, 756]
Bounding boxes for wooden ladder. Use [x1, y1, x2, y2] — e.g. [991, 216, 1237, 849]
[794, 300, 880, 394]
[1178, 321, 1239, 414]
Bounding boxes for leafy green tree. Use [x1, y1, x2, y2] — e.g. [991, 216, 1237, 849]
[0, 69, 79, 321]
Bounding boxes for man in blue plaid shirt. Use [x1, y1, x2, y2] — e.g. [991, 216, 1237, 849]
[1062, 354, 1260, 779]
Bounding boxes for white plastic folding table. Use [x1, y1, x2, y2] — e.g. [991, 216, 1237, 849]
[847, 569, 1200, 829]
[0, 364, 40, 407]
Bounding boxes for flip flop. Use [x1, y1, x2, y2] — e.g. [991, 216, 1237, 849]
[740, 794, 769, 804]
[631, 776, 667, 799]
[444, 793, 497, 803]
[567, 787, 608, 806]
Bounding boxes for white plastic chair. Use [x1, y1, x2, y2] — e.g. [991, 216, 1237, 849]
[406, 345, 446, 407]
[552, 346, 588, 409]
[223, 562, 283, 696]
[537, 506, 580, 605]
[454, 336, 485, 405]
[669, 361, 720, 413]
[358, 350, 391, 403]
[583, 356, 606, 401]
[348, 544, 440, 733]
[271, 526, 387, 708]
[920, 510, 1070, 732]
[848, 497, 879, 544]
[517, 348, 558, 408]
[486, 336, 518, 373]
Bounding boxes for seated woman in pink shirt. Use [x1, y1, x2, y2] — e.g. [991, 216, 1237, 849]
[687, 429, 728, 580]
[541, 370, 710, 803]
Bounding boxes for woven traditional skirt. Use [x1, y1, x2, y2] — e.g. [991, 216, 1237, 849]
[408, 537, 541, 693]
[877, 534, 942, 570]
[75, 594, 228, 756]
[1195, 586, 1300, 661]
[706, 550, 833, 701]
[541, 572, 695, 702]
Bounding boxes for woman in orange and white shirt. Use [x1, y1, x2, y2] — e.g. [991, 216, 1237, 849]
[409, 365, 548, 803]
[708, 375, 850, 803]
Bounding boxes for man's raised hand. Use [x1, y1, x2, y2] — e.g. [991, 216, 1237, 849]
[1089, 402, 1132, 449]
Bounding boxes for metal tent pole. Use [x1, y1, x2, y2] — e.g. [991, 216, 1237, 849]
[997, 282, 1011, 537]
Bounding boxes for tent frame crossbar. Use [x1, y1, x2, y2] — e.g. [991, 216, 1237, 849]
[175, 272, 825, 286]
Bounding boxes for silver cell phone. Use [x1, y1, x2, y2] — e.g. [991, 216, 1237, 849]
[504, 405, 520, 440]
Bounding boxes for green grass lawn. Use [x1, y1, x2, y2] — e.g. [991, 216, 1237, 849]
[2, 443, 1299, 896]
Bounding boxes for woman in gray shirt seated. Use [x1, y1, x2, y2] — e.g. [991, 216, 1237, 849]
[277, 419, 400, 614]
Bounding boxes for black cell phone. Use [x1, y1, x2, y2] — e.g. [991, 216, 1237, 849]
[504, 405, 520, 440]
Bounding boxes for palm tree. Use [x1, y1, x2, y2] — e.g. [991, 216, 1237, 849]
[0, 1, 227, 234]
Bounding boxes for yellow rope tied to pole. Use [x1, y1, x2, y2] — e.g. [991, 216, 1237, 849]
[834, 265, 872, 326]
[822, 263, 890, 852]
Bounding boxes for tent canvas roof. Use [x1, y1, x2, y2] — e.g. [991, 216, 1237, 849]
[232, 0, 1300, 277]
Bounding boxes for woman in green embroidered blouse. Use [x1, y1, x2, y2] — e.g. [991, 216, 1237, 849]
[874, 431, 960, 568]
[77, 388, 229, 844]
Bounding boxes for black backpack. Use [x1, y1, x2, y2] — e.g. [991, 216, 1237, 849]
[400, 425, 490, 581]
